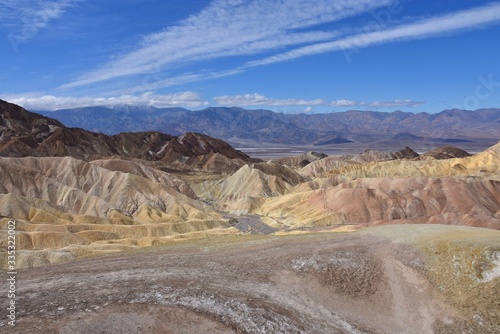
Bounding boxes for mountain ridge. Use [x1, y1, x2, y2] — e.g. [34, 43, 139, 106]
[34, 105, 500, 146]
[0, 99, 253, 171]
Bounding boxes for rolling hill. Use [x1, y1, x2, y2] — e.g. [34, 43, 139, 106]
[1, 100, 499, 333]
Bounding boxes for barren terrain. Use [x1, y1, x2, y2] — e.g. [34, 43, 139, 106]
[1, 225, 499, 334]
[1, 103, 499, 333]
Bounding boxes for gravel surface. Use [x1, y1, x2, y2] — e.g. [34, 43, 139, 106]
[2, 228, 491, 334]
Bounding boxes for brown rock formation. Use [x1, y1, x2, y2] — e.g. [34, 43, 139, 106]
[421, 145, 472, 160]
[0, 99, 252, 172]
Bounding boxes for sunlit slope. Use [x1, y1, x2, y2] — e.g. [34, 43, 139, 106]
[322, 141, 500, 180]
[0, 157, 234, 269]
[253, 143, 500, 228]
[192, 161, 303, 213]
[255, 177, 500, 228]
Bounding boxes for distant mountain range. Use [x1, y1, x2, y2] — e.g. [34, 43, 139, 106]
[35, 106, 500, 146]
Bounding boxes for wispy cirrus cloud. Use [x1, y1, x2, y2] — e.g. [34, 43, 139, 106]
[129, 68, 246, 94]
[4, 91, 207, 110]
[1, 0, 80, 52]
[61, 0, 392, 89]
[60, 1, 500, 94]
[244, 1, 500, 68]
[0, 0, 79, 30]
[214, 93, 424, 108]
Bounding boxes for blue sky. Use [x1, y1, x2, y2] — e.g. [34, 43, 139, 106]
[1, 0, 500, 113]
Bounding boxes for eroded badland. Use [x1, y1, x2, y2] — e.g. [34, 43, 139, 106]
[0, 100, 499, 333]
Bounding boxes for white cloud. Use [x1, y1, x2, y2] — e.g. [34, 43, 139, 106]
[4, 91, 208, 110]
[60, 1, 500, 94]
[61, 0, 392, 89]
[213, 93, 424, 108]
[125, 68, 245, 94]
[214, 93, 327, 106]
[363, 99, 425, 108]
[0, 0, 78, 30]
[4, 92, 423, 111]
[1, 0, 79, 52]
[245, 2, 500, 67]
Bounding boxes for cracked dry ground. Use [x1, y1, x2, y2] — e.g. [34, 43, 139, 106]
[2, 225, 499, 334]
